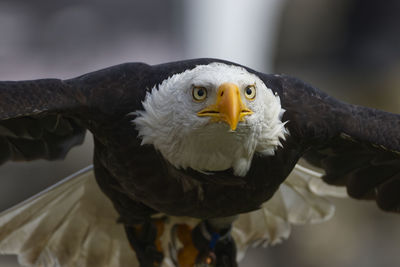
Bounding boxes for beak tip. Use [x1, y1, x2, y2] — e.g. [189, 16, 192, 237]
[229, 123, 238, 131]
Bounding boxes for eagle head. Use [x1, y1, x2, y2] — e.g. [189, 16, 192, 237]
[133, 62, 287, 176]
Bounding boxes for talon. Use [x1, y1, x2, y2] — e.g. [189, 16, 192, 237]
[170, 220, 238, 267]
[195, 251, 216, 267]
[191, 221, 238, 267]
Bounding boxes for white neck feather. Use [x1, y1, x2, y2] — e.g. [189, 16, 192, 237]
[133, 63, 288, 177]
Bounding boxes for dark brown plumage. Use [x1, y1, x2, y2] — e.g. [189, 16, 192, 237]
[0, 58, 399, 266]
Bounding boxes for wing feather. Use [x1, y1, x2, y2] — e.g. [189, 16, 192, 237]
[0, 80, 86, 161]
[0, 166, 138, 267]
[232, 164, 342, 259]
[0, 62, 152, 164]
[258, 73, 400, 212]
[0, 163, 345, 266]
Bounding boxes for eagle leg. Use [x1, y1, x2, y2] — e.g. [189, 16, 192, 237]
[192, 219, 238, 267]
[124, 218, 165, 267]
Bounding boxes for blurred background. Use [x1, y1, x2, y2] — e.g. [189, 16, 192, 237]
[0, 0, 399, 266]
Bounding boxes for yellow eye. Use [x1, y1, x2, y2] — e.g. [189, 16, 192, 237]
[192, 87, 207, 101]
[244, 85, 256, 100]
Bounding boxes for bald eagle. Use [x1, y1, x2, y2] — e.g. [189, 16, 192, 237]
[0, 58, 398, 267]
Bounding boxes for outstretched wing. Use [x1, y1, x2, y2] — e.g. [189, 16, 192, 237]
[303, 133, 400, 213]
[0, 63, 154, 164]
[0, 79, 86, 163]
[259, 74, 400, 213]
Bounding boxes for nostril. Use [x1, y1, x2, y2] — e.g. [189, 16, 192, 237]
[220, 91, 224, 97]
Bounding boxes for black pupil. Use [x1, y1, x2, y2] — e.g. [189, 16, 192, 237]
[197, 89, 204, 97]
[246, 87, 253, 95]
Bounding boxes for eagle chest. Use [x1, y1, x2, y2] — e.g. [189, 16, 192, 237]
[95, 137, 291, 218]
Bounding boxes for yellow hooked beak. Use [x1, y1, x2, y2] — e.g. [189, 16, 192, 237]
[197, 83, 253, 130]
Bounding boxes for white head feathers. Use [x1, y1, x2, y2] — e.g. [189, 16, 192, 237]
[133, 63, 288, 176]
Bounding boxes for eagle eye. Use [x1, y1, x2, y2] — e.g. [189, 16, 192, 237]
[192, 87, 207, 102]
[244, 85, 256, 100]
